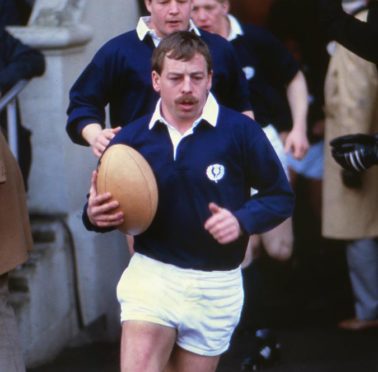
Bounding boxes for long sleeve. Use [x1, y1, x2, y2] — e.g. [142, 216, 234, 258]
[0, 29, 45, 92]
[319, 0, 378, 64]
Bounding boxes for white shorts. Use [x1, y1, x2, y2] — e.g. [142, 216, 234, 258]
[116, 253, 244, 356]
[287, 140, 324, 180]
[263, 124, 288, 176]
[252, 124, 288, 196]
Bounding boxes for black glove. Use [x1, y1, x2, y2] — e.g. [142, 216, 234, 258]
[330, 133, 378, 172]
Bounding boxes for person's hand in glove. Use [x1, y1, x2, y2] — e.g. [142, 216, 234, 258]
[330, 133, 378, 172]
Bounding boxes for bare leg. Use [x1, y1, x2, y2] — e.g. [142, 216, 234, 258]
[120, 320, 176, 372]
[242, 217, 293, 268]
[241, 235, 261, 269]
[126, 235, 135, 256]
[260, 218, 293, 261]
[165, 344, 220, 372]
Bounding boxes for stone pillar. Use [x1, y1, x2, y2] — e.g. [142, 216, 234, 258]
[7, 0, 140, 364]
[8, 0, 139, 213]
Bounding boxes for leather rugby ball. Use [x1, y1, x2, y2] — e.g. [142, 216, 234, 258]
[96, 144, 158, 235]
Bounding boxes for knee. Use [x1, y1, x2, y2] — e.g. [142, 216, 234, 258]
[264, 236, 293, 261]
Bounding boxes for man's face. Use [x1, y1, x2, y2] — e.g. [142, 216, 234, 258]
[152, 53, 212, 128]
[191, 0, 228, 35]
[145, 0, 192, 38]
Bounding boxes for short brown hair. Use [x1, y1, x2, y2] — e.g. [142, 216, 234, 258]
[152, 31, 213, 75]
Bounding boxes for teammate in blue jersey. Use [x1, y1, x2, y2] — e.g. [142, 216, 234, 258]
[191, 0, 309, 264]
[83, 31, 294, 372]
[66, 0, 252, 158]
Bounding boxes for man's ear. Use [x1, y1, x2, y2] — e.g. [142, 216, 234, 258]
[145, 0, 152, 13]
[152, 70, 161, 93]
[222, 0, 230, 15]
[207, 70, 213, 92]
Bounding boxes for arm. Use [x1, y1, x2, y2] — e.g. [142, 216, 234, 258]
[250, 24, 309, 152]
[330, 133, 378, 172]
[66, 48, 114, 147]
[0, 29, 45, 92]
[318, 0, 378, 64]
[285, 70, 310, 159]
[235, 122, 295, 235]
[224, 39, 253, 113]
[82, 124, 121, 158]
[326, 42, 378, 181]
[0, 0, 24, 26]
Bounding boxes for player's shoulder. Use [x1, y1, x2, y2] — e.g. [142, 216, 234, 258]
[218, 105, 262, 133]
[91, 30, 140, 64]
[199, 28, 233, 49]
[98, 29, 139, 52]
[112, 114, 152, 145]
[240, 22, 277, 44]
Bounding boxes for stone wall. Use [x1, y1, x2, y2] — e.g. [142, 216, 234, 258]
[7, 0, 140, 366]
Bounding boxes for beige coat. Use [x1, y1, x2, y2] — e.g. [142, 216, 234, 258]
[0, 131, 32, 274]
[322, 9, 378, 240]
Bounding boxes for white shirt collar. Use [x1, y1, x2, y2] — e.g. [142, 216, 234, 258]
[342, 0, 367, 15]
[148, 92, 219, 130]
[227, 14, 244, 42]
[136, 16, 201, 46]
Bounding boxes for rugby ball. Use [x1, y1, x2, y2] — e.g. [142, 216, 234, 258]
[96, 144, 158, 235]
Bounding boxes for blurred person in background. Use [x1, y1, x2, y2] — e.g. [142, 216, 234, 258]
[191, 0, 308, 267]
[0, 28, 45, 189]
[319, 0, 378, 64]
[0, 0, 45, 189]
[322, 0, 378, 331]
[66, 0, 253, 158]
[191, 1, 309, 368]
[0, 131, 33, 372]
[319, 0, 378, 168]
[0, 0, 33, 27]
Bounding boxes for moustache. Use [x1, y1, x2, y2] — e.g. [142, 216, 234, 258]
[175, 96, 198, 105]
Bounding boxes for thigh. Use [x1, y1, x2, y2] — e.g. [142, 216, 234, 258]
[241, 235, 261, 269]
[120, 320, 176, 372]
[175, 268, 243, 357]
[165, 344, 220, 372]
[262, 124, 289, 177]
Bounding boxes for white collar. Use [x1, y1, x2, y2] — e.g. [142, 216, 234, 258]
[136, 16, 201, 46]
[342, 0, 367, 15]
[227, 14, 244, 42]
[148, 92, 219, 130]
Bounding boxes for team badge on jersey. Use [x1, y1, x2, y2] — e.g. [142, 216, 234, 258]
[206, 164, 225, 183]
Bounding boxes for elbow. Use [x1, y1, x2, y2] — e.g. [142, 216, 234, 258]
[279, 190, 295, 221]
[36, 55, 46, 76]
[287, 189, 296, 217]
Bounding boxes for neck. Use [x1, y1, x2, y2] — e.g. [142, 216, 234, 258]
[160, 107, 198, 135]
[169, 117, 197, 134]
[146, 19, 163, 38]
[174, 122, 194, 134]
[219, 15, 230, 39]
